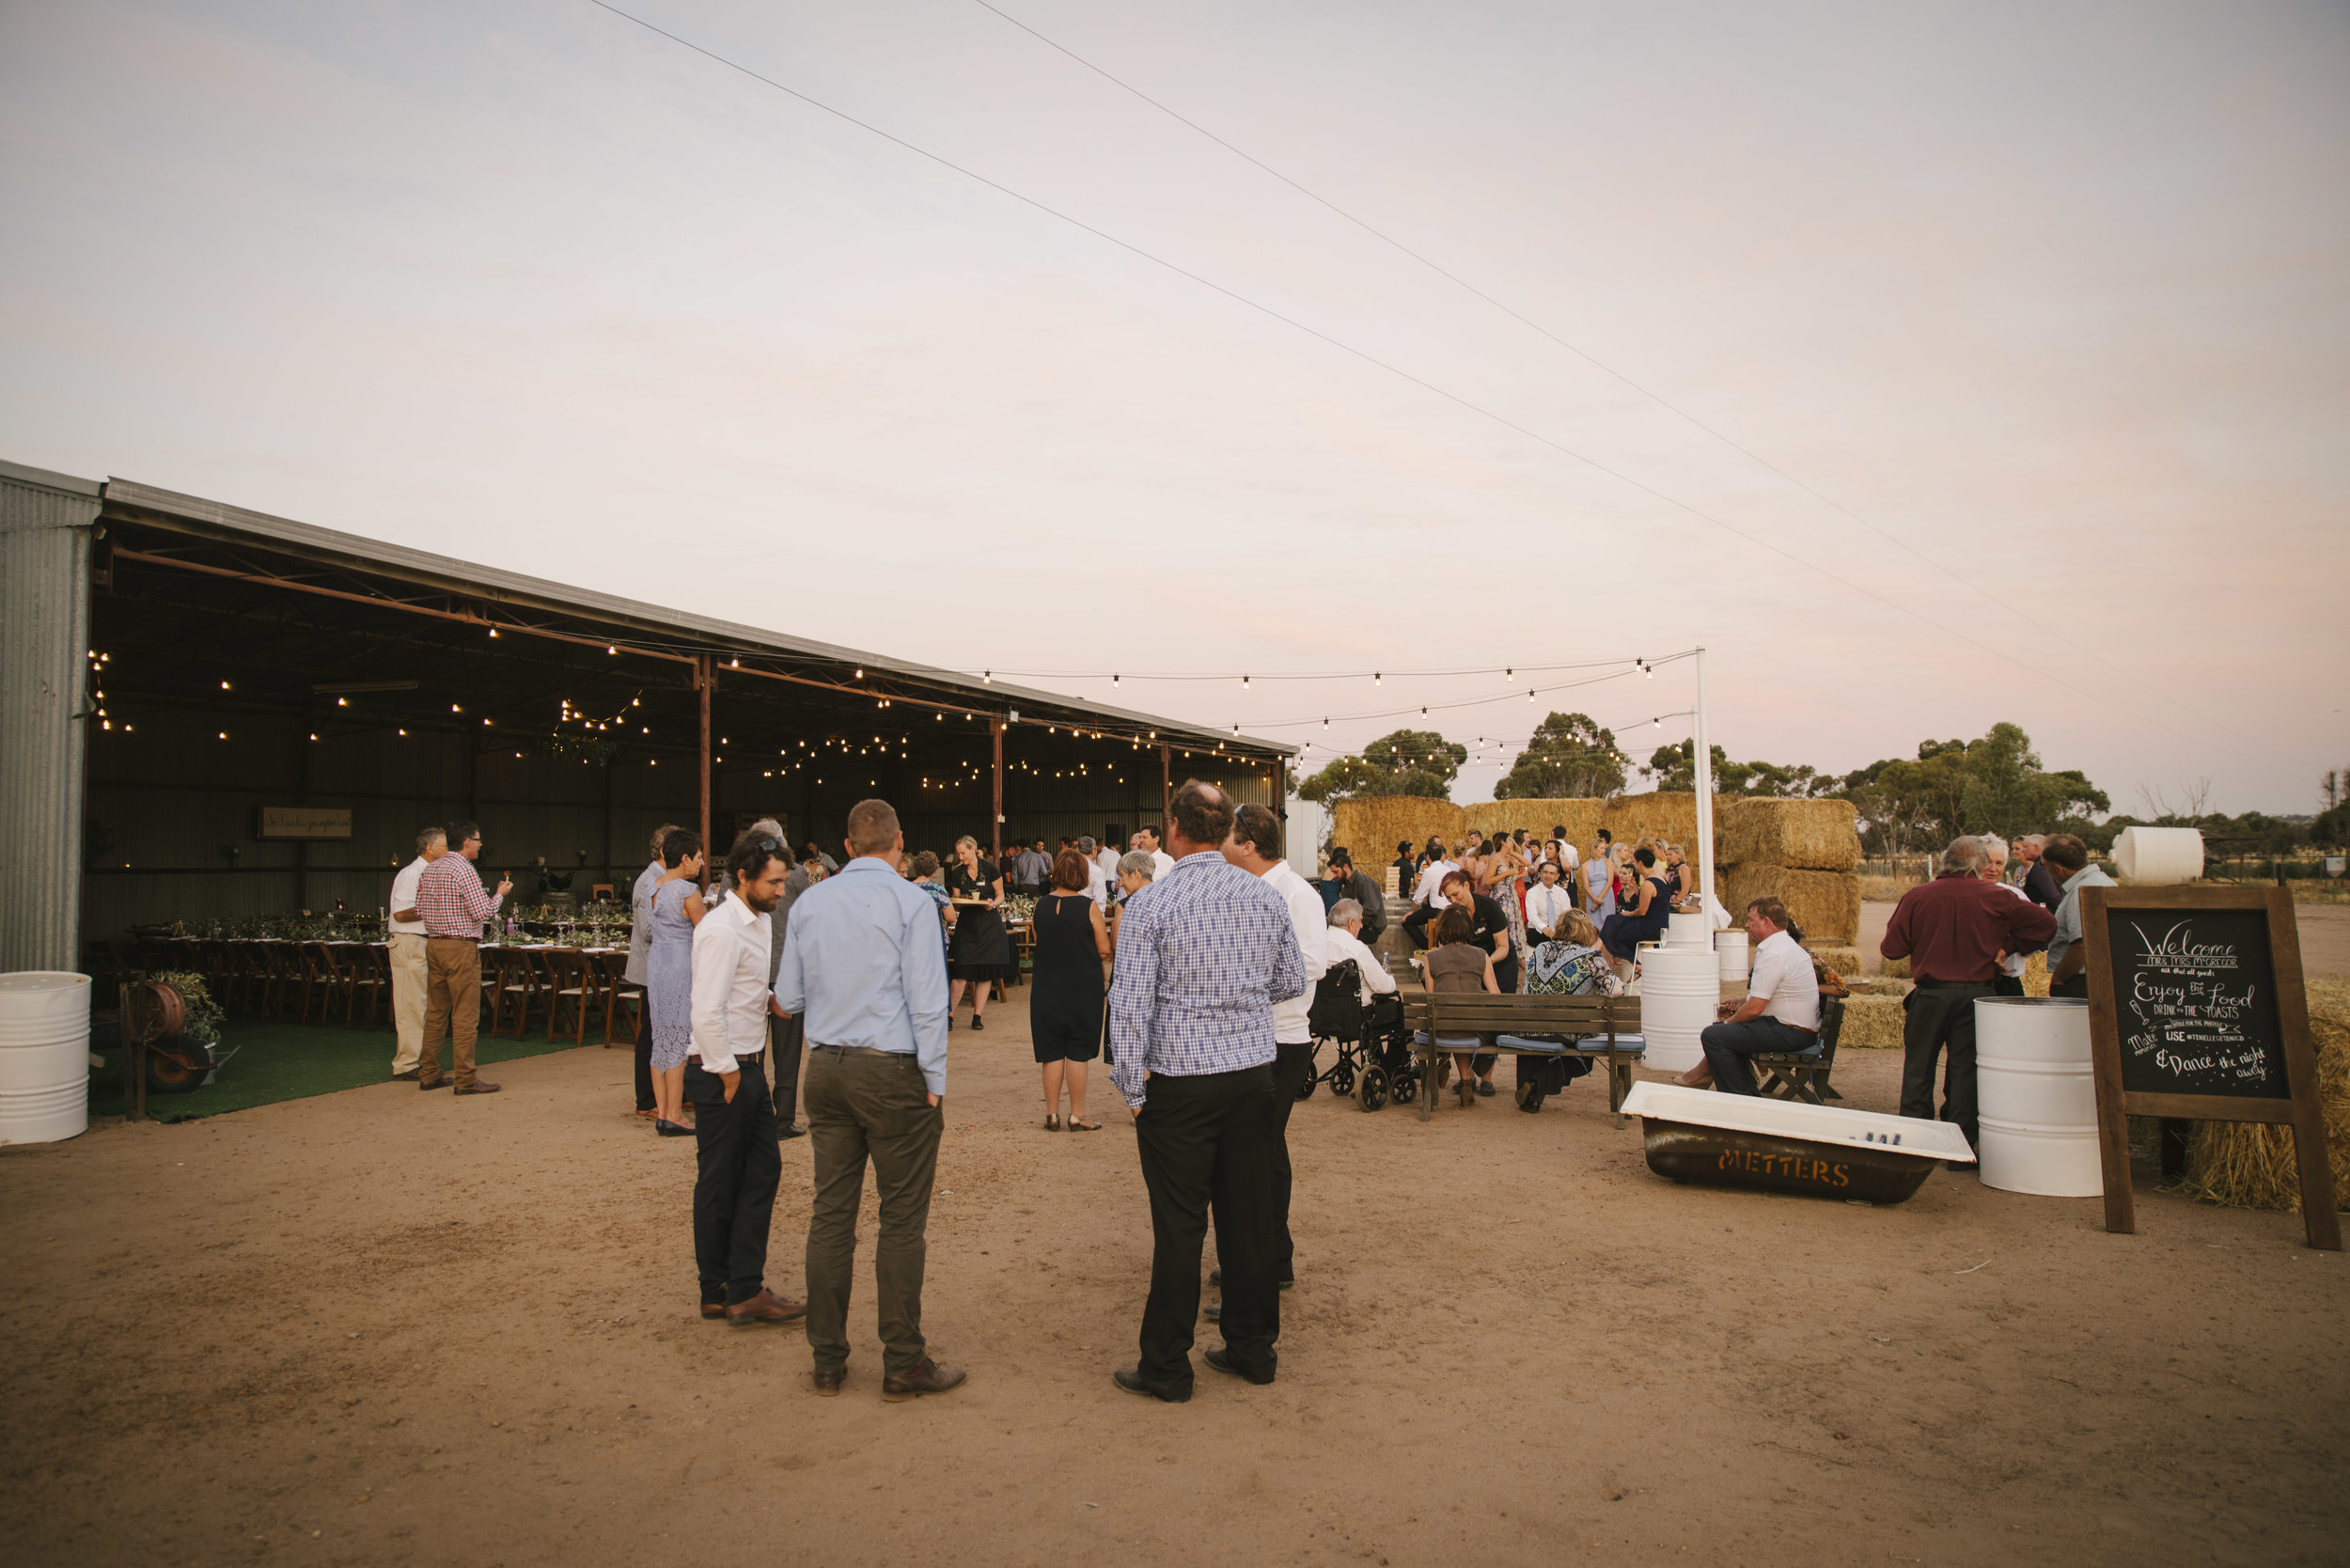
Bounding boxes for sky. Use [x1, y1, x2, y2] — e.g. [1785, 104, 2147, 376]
[3, 0, 2344, 813]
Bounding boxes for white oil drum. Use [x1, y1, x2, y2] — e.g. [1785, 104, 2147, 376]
[0, 971, 92, 1145]
[2112, 825, 2203, 886]
[1973, 996, 2099, 1197]
[1668, 911, 1713, 948]
[1715, 929, 1750, 982]
[1637, 942, 1718, 1074]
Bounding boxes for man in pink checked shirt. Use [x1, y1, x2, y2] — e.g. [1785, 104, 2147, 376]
[415, 819, 513, 1095]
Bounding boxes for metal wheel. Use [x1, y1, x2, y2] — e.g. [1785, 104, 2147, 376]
[1388, 1067, 1418, 1106]
[1329, 1058, 1356, 1097]
[1357, 1065, 1388, 1113]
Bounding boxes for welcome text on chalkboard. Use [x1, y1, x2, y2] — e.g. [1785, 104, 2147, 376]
[2082, 886, 2337, 1250]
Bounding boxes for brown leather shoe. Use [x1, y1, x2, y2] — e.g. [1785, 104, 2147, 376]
[725, 1289, 807, 1325]
[454, 1081, 502, 1095]
[417, 1076, 453, 1090]
[881, 1358, 966, 1403]
[699, 1302, 727, 1321]
[810, 1367, 845, 1397]
[393, 1068, 422, 1081]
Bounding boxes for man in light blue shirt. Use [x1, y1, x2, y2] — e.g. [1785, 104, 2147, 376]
[2041, 834, 2116, 998]
[776, 797, 963, 1403]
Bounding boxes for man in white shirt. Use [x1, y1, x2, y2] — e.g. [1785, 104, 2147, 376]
[385, 826, 446, 1078]
[624, 824, 679, 1119]
[1133, 828, 1178, 882]
[1094, 835, 1122, 887]
[1980, 836, 2033, 996]
[1524, 858, 1578, 946]
[1695, 897, 1823, 1096]
[1402, 850, 1461, 949]
[1223, 804, 1328, 1291]
[1324, 899, 1399, 1009]
[1077, 836, 1113, 906]
[682, 836, 806, 1326]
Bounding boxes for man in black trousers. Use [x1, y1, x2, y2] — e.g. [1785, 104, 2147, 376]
[1881, 835, 2056, 1162]
[682, 838, 804, 1325]
[1106, 781, 1309, 1403]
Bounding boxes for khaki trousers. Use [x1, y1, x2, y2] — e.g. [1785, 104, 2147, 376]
[388, 933, 429, 1074]
[804, 1049, 942, 1377]
[420, 938, 482, 1089]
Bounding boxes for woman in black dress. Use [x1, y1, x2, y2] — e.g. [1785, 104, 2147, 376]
[1029, 848, 1111, 1130]
[946, 835, 1017, 1029]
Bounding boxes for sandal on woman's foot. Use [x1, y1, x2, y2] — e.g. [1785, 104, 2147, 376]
[1044, 1113, 1061, 1132]
[1067, 1117, 1101, 1132]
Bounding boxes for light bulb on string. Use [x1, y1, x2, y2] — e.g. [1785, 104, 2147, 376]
[1373, 672, 1381, 686]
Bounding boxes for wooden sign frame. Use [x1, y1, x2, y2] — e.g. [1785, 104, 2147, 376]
[2082, 885, 2339, 1249]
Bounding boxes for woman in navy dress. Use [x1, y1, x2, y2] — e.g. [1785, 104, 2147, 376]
[1598, 844, 1671, 971]
[1027, 849, 1110, 1131]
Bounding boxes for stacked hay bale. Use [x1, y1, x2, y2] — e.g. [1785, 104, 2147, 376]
[1329, 798, 1464, 863]
[1716, 798, 1864, 955]
[2181, 977, 2350, 1214]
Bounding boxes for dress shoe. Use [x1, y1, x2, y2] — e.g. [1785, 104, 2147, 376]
[881, 1358, 966, 1403]
[1205, 1346, 1276, 1386]
[699, 1302, 727, 1321]
[726, 1289, 808, 1325]
[454, 1081, 502, 1095]
[1113, 1366, 1191, 1403]
[810, 1366, 845, 1397]
[656, 1119, 694, 1137]
[777, 1123, 807, 1140]
[417, 1077, 454, 1090]
[393, 1068, 422, 1081]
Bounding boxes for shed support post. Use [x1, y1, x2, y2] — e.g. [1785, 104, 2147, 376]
[697, 655, 713, 876]
[990, 718, 1005, 863]
[0, 463, 99, 974]
[1160, 744, 1172, 833]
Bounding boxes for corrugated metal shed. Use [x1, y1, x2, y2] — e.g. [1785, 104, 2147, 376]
[0, 461, 101, 973]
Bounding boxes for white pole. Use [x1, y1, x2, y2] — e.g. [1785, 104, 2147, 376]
[1693, 646, 1715, 913]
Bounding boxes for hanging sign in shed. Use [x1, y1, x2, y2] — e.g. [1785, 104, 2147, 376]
[256, 806, 352, 840]
[2082, 886, 2338, 1249]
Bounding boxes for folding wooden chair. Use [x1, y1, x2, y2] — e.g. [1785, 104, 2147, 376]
[594, 950, 644, 1047]
[1751, 995, 1846, 1105]
[540, 949, 595, 1045]
[302, 941, 352, 1027]
[489, 948, 542, 1039]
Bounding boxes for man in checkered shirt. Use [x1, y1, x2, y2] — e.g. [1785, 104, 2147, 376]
[1108, 780, 1309, 1403]
[415, 819, 511, 1094]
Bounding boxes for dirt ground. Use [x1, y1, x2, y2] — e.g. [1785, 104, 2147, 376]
[4, 988, 2346, 1568]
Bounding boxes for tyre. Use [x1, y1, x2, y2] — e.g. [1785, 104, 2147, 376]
[1357, 1066, 1387, 1113]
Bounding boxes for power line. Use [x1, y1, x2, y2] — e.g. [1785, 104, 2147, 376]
[584, 1, 2232, 762]
[971, 0, 2249, 745]
[958, 653, 1669, 683]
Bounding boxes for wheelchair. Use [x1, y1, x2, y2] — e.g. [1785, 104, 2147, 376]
[1300, 959, 1420, 1112]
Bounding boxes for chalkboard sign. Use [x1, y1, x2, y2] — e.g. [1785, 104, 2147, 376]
[2106, 906, 2288, 1099]
[2083, 886, 2338, 1250]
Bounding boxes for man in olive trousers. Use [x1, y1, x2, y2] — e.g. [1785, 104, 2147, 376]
[776, 798, 963, 1403]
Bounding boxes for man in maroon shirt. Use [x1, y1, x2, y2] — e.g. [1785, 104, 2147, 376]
[1880, 836, 2057, 1161]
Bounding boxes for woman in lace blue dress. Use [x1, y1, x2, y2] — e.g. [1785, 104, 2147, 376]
[1514, 907, 1627, 1112]
[645, 828, 707, 1137]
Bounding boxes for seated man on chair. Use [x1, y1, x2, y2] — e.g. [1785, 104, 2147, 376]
[1692, 897, 1820, 1095]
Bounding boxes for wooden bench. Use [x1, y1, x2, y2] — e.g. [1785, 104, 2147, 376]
[1746, 994, 1845, 1105]
[1398, 993, 1644, 1124]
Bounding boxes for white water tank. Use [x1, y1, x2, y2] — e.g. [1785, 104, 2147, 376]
[1668, 911, 1713, 948]
[1716, 929, 1750, 983]
[0, 971, 91, 1145]
[1637, 942, 1718, 1074]
[1974, 996, 2100, 1197]
[2112, 825, 2203, 886]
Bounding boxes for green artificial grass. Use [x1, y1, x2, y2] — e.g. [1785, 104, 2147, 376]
[89, 1020, 594, 1122]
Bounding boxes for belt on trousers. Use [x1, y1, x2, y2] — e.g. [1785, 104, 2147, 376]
[810, 1043, 905, 1059]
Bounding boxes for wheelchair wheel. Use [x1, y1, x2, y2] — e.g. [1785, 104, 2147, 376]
[1388, 1066, 1417, 1105]
[1330, 1058, 1356, 1097]
[1357, 1066, 1388, 1113]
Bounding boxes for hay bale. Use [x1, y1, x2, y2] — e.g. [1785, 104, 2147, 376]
[1720, 863, 1861, 942]
[1805, 945, 1862, 982]
[1849, 976, 1911, 997]
[1838, 994, 1906, 1049]
[1716, 798, 1862, 872]
[1882, 954, 1911, 980]
[2181, 978, 2350, 1213]
[1330, 797, 1461, 863]
[2023, 950, 2049, 998]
